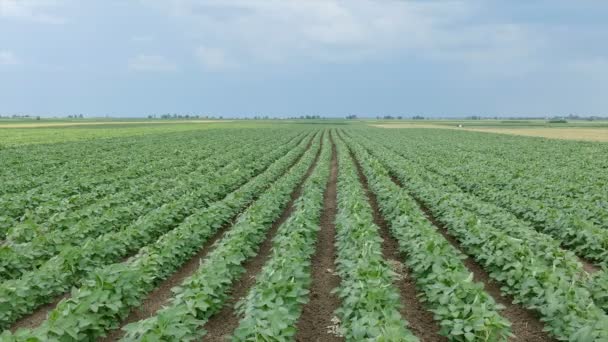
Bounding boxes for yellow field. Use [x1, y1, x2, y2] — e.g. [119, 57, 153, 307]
[372, 124, 608, 142]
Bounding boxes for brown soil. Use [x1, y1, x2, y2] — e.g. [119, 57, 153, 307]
[349, 151, 446, 342]
[578, 257, 600, 274]
[372, 124, 608, 142]
[100, 135, 318, 341]
[10, 293, 70, 332]
[295, 132, 343, 342]
[412, 197, 556, 342]
[201, 133, 325, 341]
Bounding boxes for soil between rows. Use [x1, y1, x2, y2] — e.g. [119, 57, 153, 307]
[349, 148, 446, 342]
[388, 175, 556, 342]
[9, 293, 70, 333]
[295, 131, 343, 342]
[201, 132, 324, 341]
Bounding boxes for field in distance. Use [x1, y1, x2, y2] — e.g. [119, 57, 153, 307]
[372, 119, 608, 142]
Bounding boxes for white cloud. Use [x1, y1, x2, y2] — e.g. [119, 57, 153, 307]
[128, 54, 177, 72]
[0, 0, 66, 24]
[0, 50, 20, 66]
[195, 46, 237, 71]
[141, 0, 543, 75]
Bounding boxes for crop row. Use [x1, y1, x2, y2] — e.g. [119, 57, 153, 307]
[0, 133, 222, 225]
[361, 129, 608, 265]
[340, 132, 512, 341]
[118, 132, 324, 341]
[0, 132, 314, 332]
[231, 131, 332, 341]
[350, 130, 608, 307]
[0, 128, 270, 195]
[0, 132, 302, 282]
[354, 132, 608, 341]
[331, 136, 417, 340]
[0, 130, 279, 238]
[2, 132, 320, 341]
[1, 132, 281, 242]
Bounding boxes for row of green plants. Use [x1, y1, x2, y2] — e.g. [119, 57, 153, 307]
[0, 127, 268, 195]
[450, 173, 608, 266]
[1, 141, 215, 229]
[231, 132, 332, 341]
[399, 143, 608, 266]
[385, 127, 608, 206]
[341, 132, 512, 341]
[2, 132, 264, 240]
[331, 137, 417, 341]
[118, 133, 324, 341]
[2, 132, 321, 341]
[0, 132, 227, 229]
[361, 129, 608, 265]
[0, 133, 302, 281]
[425, 131, 608, 230]
[0, 129, 287, 238]
[0, 133, 313, 331]
[0, 133, 165, 194]
[353, 130, 608, 306]
[355, 132, 608, 341]
[439, 154, 608, 232]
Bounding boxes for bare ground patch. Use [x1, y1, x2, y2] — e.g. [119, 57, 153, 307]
[372, 124, 608, 142]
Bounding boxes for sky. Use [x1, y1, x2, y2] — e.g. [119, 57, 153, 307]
[1, 0, 608, 118]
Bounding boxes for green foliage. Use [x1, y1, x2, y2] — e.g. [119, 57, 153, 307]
[119, 135, 322, 341]
[356, 130, 608, 341]
[0, 132, 316, 337]
[231, 132, 331, 341]
[341, 132, 512, 341]
[0, 133, 276, 281]
[332, 137, 417, 341]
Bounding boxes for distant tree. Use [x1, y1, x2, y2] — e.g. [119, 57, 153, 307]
[412, 115, 425, 120]
[147, 115, 153, 119]
[346, 115, 357, 119]
[36, 116, 41, 121]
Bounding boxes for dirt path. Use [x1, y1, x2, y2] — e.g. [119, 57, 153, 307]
[579, 257, 601, 274]
[388, 176, 555, 342]
[201, 133, 325, 341]
[9, 293, 70, 332]
[350, 151, 446, 342]
[294, 132, 343, 342]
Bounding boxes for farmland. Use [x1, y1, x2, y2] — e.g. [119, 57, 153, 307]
[0, 121, 607, 341]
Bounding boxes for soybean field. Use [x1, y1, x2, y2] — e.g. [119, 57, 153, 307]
[1, 122, 607, 341]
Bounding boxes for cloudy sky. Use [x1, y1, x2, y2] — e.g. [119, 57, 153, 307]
[1, 0, 607, 117]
